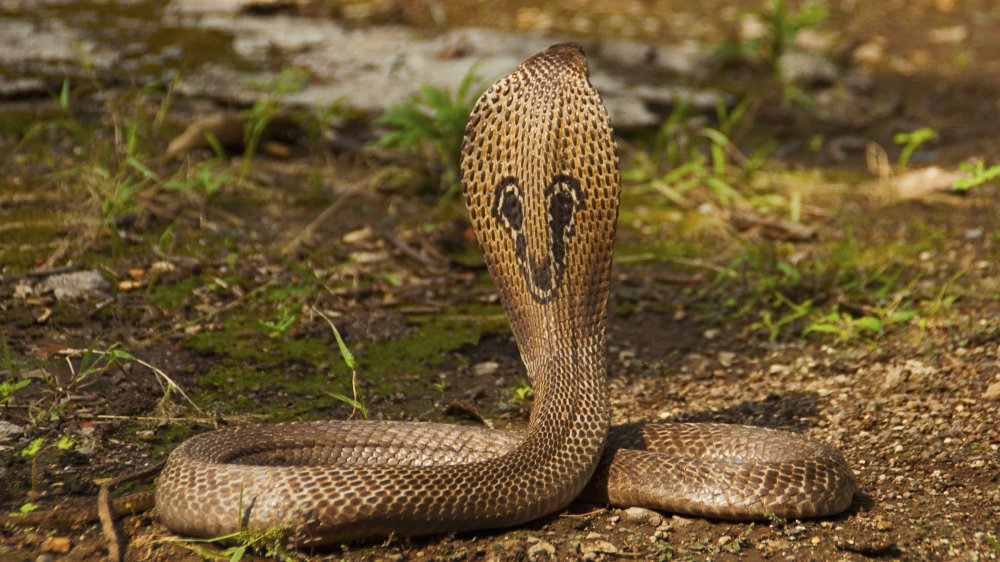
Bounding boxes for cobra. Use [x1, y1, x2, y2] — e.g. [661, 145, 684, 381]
[155, 43, 854, 546]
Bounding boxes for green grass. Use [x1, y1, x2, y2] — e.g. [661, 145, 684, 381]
[373, 65, 484, 200]
[625, 97, 780, 211]
[953, 159, 1000, 190]
[893, 127, 938, 169]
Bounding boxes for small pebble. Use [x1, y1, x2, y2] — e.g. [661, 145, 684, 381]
[473, 361, 499, 376]
[0, 420, 24, 443]
[622, 506, 663, 527]
[526, 540, 555, 560]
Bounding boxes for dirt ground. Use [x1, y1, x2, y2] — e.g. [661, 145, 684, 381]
[1, 1, 999, 561]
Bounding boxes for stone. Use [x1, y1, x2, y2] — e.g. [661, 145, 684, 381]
[621, 506, 664, 527]
[39, 270, 110, 300]
[526, 539, 555, 560]
[0, 420, 24, 443]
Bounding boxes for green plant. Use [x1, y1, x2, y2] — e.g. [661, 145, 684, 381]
[20, 435, 75, 498]
[315, 308, 367, 420]
[58, 79, 71, 112]
[240, 66, 310, 179]
[757, 293, 814, 341]
[919, 270, 963, 327]
[1, 337, 30, 406]
[893, 127, 938, 169]
[8, 502, 40, 518]
[32, 344, 198, 423]
[953, 159, 1000, 190]
[259, 306, 297, 338]
[716, 0, 828, 69]
[374, 65, 484, 200]
[986, 534, 1000, 553]
[721, 522, 755, 554]
[805, 306, 884, 340]
[626, 97, 764, 209]
[512, 378, 533, 402]
[170, 524, 295, 561]
[429, 375, 448, 394]
[164, 160, 233, 196]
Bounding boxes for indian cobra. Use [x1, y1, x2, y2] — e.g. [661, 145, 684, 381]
[156, 43, 854, 546]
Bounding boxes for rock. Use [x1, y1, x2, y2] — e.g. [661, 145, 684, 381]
[893, 167, 962, 201]
[621, 506, 663, 527]
[526, 540, 555, 560]
[580, 539, 618, 560]
[671, 515, 695, 527]
[473, 361, 500, 376]
[927, 25, 967, 45]
[984, 381, 1000, 400]
[718, 352, 736, 368]
[0, 421, 24, 443]
[881, 359, 937, 391]
[41, 536, 71, 553]
[38, 270, 110, 300]
[778, 51, 838, 87]
[0, 77, 47, 99]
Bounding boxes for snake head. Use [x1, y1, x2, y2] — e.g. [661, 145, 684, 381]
[461, 42, 620, 362]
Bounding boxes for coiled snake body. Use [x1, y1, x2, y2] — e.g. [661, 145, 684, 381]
[156, 44, 854, 545]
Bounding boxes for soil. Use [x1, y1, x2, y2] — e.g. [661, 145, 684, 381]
[1, 1, 998, 561]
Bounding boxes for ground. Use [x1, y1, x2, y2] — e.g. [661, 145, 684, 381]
[0, 1, 998, 561]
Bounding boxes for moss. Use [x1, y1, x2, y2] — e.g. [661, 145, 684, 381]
[361, 303, 508, 377]
[120, 422, 197, 459]
[148, 276, 199, 311]
[181, 302, 508, 420]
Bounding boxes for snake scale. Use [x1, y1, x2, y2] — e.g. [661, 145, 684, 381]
[156, 43, 855, 546]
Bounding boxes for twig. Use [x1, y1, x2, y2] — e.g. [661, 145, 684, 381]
[666, 257, 739, 278]
[57, 348, 202, 413]
[152, 243, 202, 269]
[98, 463, 163, 562]
[78, 413, 266, 423]
[0, 263, 81, 284]
[184, 279, 277, 328]
[280, 171, 385, 257]
[380, 229, 449, 270]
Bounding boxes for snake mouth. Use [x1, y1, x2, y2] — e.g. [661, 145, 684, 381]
[492, 175, 583, 304]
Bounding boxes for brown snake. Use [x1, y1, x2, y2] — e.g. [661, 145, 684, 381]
[156, 44, 854, 546]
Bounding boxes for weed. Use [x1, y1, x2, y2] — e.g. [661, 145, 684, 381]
[716, 0, 828, 69]
[31, 344, 199, 423]
[1, 337, 31, 406]
[240, 66, 310, 180]
[171, 525, 295, 561]
[985, 534, 1000, 553]
[58, 79, 71, 113]
[757, 294, 814, 341]
[260, 306, 298, 338]
[953, 159, 1000, 190]
[8, 503, 40, 518]
[429, 375, 448, 394]
[20, 435, 76, 499]
[920, 270, 963, 326]
[512, 378, 533, 402]
[805, 307, 883, 340]
[373, 65, 484, 200]
[893, 127, 938, 169]
[721, 522, 755, 553]
[313, 306, 367, 420]
[164, 160, 233, 196]
[627, 97, 767, 210]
